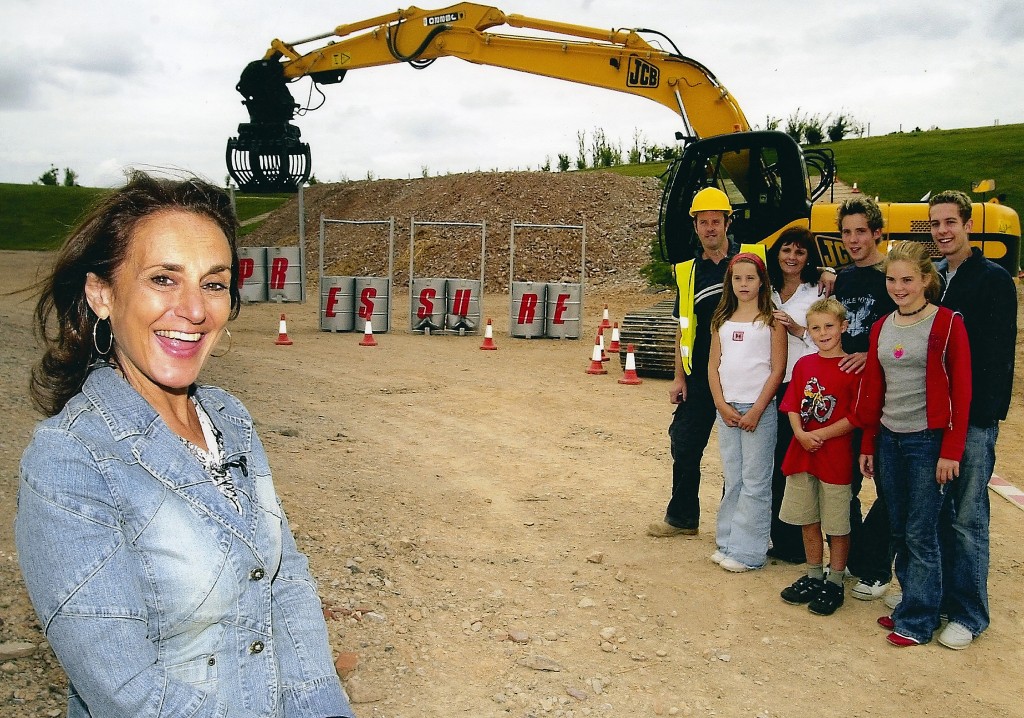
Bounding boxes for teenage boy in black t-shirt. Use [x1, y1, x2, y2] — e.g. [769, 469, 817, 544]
[832, 197, 895, 601]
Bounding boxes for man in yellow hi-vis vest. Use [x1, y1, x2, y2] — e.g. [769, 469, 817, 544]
[648, 187, 764, 538]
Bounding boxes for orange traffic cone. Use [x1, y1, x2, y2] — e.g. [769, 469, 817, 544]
[600, 304, 612, 330]
[618, 344, 643, 385]
[275, 313, 293, 345]
[359, 318, 377, 347]
[608, 322, 621, 353]
[586, 335, 608, 375]
[480, 318, 498, 350]
[598, 327, 609, 362]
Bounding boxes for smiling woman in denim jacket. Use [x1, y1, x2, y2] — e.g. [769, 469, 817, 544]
[16, 172, 354, 718]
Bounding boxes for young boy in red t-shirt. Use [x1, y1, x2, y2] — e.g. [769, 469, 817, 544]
[778, 297, 859, 616]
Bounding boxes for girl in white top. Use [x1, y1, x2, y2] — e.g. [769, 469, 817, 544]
[708, 253, 788, 572]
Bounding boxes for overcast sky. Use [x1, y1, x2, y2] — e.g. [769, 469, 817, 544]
[2, 0, 1022, 188]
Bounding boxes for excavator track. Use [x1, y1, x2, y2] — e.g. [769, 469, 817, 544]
[618, 299, 678, 379]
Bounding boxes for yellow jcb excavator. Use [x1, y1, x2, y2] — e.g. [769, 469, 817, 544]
[226, 3, 1020, 375]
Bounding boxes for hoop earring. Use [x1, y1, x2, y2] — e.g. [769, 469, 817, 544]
[92, 317, 113, 356]
[211, 328, 232, 358]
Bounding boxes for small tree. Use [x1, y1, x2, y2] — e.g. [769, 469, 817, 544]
[541, 155, 552, 172]
[629, 128, 644, 164]
[62, 168, 79, 187]
[784, 109, 806, 144]
[37, 165, 59, 186]
[575, 130, 588, 170]
[804, 115, 825, 145]
[557, 153, 571, 172]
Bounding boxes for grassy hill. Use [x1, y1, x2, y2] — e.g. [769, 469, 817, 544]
[603, 123, 1023, 206]
[0, 185, 291, 251]
[2, 123, 1020, 251]
[808, 123, 1024, 204]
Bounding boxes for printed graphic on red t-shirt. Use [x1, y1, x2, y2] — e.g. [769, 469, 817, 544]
[800, 377, 837, 425]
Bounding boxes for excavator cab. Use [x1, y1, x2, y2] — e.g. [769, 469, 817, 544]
[659, 131, 820, 264]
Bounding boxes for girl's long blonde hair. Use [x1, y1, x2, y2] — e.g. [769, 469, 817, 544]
[711, 252, 777, 332]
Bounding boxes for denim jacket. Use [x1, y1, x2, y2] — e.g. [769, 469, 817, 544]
[16, 366, 352, 718]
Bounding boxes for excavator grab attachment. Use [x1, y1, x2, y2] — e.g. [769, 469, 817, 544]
[226, 60, 321, 193]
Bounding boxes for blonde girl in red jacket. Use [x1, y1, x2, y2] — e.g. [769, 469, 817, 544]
[856, 241, 971, 648]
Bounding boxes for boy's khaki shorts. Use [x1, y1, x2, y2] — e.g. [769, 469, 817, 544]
[779, 472, 852, 536]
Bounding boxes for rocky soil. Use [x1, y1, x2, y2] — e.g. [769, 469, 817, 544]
[245, 171, 665, 292]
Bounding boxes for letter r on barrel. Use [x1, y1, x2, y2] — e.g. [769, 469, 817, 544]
[517, 293, 538, 324]
[269, 257, 288, 290]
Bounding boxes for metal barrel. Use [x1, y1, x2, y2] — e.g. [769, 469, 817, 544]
[544, 282, 582, 339]
[510, 281, 546, 338]
[354, 277, 391, 333]
[320, 276, 356, 332]
[410, 278, 447, 332]
[237, 247, 268, 303]
[445, 278, 482, 333]
[267, 246, 303, 302]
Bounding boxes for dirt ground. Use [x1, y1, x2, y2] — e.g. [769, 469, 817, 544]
[2, 249, 1023, 718]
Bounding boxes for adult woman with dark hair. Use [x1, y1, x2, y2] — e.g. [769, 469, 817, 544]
[16, 172, 354, 717]
[765, 227, 826, 563]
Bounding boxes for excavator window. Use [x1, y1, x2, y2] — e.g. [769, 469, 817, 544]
[660, 132, 812, 263]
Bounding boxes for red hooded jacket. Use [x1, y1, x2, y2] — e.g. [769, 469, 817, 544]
[855, 306, 972, 461]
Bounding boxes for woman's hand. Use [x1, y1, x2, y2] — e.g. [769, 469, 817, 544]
[772, 310, 806, 339]
[817, 269, 837, 296]
[936, 458, 960, 484]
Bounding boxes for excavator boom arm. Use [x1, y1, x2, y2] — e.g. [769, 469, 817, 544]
[269, 4, 748, 138]
[226, 3, 748, 192]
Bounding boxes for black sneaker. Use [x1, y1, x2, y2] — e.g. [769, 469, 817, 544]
[808, 581, 845, 616]
[781, 575, 825, 605]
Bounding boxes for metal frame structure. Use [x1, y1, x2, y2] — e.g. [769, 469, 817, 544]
[408, 217, 487, 335]
[318, 214, 396, 330]
[508, 221, 586, 336]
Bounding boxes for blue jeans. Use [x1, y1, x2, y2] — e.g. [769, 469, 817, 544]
[715, 401, 776, 568]
[940, 423, 997, 636]
[877, 427, 945, 644]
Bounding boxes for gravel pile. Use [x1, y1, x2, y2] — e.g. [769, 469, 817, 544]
[245, 170, 665, 292]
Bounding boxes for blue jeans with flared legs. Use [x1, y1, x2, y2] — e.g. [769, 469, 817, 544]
[877, 427, 946, 644]
[715, 400, 776, 568]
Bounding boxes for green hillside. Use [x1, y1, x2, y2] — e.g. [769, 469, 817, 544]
[603, 123, 1023, 207]
[0, 185, 290, 251]
[808, 123, 1024, 204]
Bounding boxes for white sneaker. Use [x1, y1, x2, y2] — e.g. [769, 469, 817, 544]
[883, 590, 903, 610]
[851, 579, 888, 600]
[720, 557, 760, 573]
[937, 621, 974, 650]
[710, 550, 726, 564]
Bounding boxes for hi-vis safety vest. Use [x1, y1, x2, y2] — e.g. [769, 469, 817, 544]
[674, 243, 765, 375]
